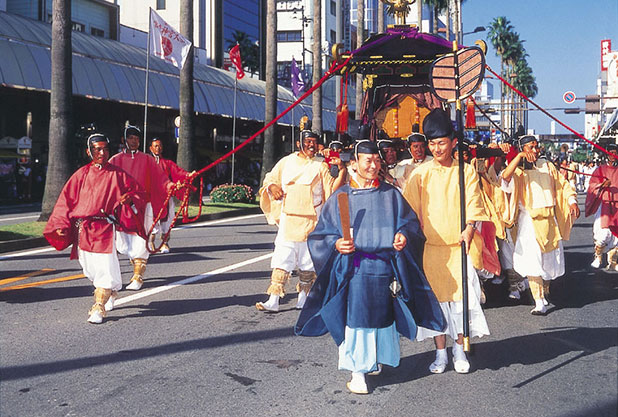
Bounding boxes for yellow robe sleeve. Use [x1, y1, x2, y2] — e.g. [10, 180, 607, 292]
[259, 157, 286, 225]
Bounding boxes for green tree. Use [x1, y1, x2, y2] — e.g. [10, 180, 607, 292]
[227, 30, 259, 75]
[487, 16, 515, 133]
[424, 0, 448, 36]
[40, 0, 72, 220]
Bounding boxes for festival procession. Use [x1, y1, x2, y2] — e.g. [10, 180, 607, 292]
[0, 1, 616, 416]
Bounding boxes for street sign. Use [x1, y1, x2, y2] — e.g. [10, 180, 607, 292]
[563, 91, 576, 104]
[174, 115, 181, 128]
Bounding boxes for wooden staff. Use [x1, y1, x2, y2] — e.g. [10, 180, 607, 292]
[337, 192, 352, 240]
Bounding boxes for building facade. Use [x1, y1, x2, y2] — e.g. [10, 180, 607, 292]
[118, 0, 260, 69]
[4, 0, 120, 40]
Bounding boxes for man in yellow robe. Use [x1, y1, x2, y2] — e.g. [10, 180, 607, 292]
[397, 132, 433, 178]
[403, 108, 490, 375]
[500, 135, 579, 315]
[256, 131, 347, 312]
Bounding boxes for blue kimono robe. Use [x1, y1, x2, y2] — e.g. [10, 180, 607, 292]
[295, 183, 446, 346]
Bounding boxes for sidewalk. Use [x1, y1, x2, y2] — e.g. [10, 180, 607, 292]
[0, 204, 261, 254]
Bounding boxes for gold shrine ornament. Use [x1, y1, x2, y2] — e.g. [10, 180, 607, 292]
[380, 0, 416, 25]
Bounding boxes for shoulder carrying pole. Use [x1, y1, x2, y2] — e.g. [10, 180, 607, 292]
[452, 41, 471, 352]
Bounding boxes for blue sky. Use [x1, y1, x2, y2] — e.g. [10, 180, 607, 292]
[462, 0, 618, 135]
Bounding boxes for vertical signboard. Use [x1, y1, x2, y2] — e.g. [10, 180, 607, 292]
[601, 39, 612, 71]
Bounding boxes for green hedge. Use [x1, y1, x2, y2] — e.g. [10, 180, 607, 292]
[210, 183, 255, 203]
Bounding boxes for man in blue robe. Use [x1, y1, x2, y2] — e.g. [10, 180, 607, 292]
[295, 140, 445, 394]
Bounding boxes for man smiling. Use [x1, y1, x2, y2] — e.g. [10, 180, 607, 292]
[403, 108, 490, 374]
[256, 130, 347, 312]
[296, 140, 445, 394]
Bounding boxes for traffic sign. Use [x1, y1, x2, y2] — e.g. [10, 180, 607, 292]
[563, 91, 576, 104]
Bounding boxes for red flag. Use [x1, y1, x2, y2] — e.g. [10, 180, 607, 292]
[229, 44, 245, 79]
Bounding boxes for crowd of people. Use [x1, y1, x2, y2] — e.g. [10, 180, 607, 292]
[43, 110, 616, 395]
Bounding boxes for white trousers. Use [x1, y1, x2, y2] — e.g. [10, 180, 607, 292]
[158, 199, 175, 236]
[416, 258, 490, 341]
[271, 239, 314, 272]
[116, 203, 153, 260]
[270, 212, 317, 272]
[78, 248, 122, 291]
[593, 206, 618, 250]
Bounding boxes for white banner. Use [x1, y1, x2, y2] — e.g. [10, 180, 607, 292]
[149, 9, 192, 70]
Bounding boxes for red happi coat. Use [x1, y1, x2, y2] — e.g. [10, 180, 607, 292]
[44, 163, 146, 259]
[109, 150, 172, 224]
[153, 156, 189, 216]
[585, 164, 618, 236]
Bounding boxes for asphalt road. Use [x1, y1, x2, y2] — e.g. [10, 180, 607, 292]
[0, 199, 617, 417]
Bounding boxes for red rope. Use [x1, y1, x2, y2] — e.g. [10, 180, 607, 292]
[145, 56, 353, 253]
[485, 65, 616, 160]
[194, 57, 352, 178]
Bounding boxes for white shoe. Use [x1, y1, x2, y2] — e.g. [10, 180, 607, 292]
[429, 350, 448, 374]
[452, 343, 470, 374]
[531, 300, 547, 315]
[256, 294, 280, 312]
[591, 257, 602, 269]
[346, 372, 368, 394]
[104, 293, 117, 312]
[296, 291, 307, 309]
[160, 243, 170, 254]
[453, 359, 470, 374]
[126, 279, 143, 291]
[541, 297, 549, 306]
[87, 310, 103, 324]
[508, 290, 521, 300]
[367, 364, 382, 376]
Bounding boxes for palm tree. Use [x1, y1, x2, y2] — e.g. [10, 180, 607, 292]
[40, 0, 72, 221]
[378, 0, 385, 33]
[261, 0, 277, 180]
[417, 0, 423, 32]
[424, 0, 448, 35]
[178, 0, 195, 175]
[227, 30, 259, 75]
[487, 16, 515, 133]
[502, 33, 525, 135]
[355, 0, 364, 122]
[512, 59, 537, 133]
[312, 0, 322, 135]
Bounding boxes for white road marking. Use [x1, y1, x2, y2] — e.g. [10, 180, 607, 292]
[115, 253, 272, 306]
[175, 213, 264, 229]
[0, 247, 56, 261]
[0, 213, 266, 261]
[0, 214, 40, 222]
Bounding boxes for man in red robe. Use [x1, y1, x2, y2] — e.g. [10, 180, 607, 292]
[108, 125, 178, 290]
[44, 134, 146, 324]
[149, 137, 192, 253]
[585, 145, 618, 269]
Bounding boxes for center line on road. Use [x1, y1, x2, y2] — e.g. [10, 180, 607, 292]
[0, 273, 85, 292]
[115, 253, 273, 306]
[0, 268, 55, 286]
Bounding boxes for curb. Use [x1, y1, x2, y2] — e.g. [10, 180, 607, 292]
[0, 206, 262, 254]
